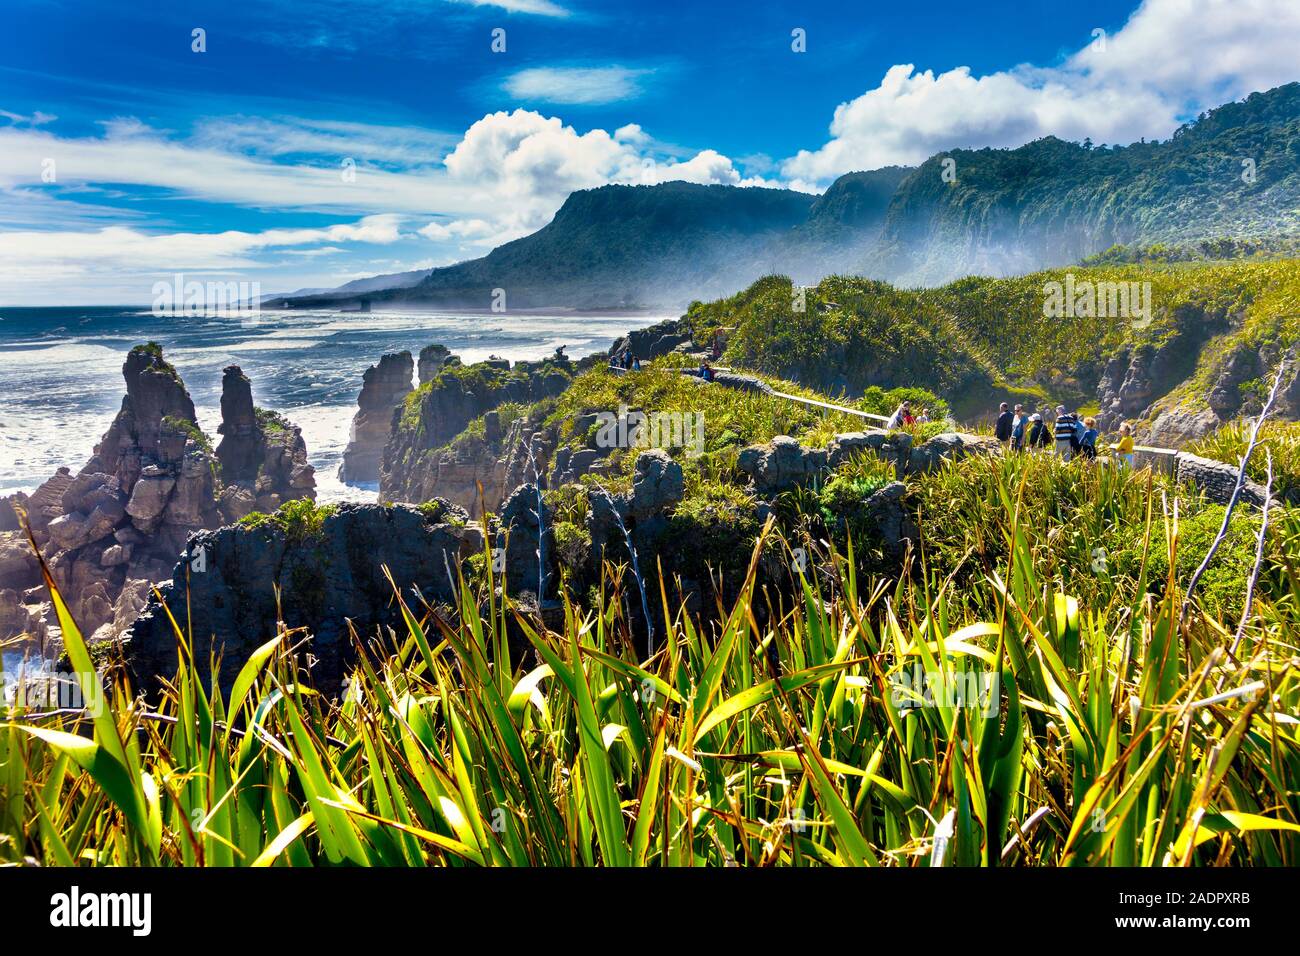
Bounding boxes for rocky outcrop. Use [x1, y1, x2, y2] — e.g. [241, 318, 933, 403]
[418, 344, 453, 384]
[1143, 406, 1223, 448]
[215, 367, 316, 518]
[123, 501, 471, 697]
[627, 449, 685, 520]
[738, 431, 997, 493]
[610, 317, 694, 362]
[860, 482, 917, 560]
[495, 484, 556, 599]
[906, 432, 1002, 473]
[0, 347, 316, 654]
[380, 355, 575, 508]
[738, 437, 828, 495]
[1174, 452, 1270, 507]
[340, 351, 414, 485]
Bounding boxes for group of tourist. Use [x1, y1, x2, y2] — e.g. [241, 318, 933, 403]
[884, 400, 932, 429]
[994, 402, 1136, 466]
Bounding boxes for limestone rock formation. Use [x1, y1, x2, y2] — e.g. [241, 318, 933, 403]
[339, 351, 414, 485]
[379, 354, 577, 509]
[0, 346, 316, 653]
[610, 317, 693, 361]
[216, 366, 316, 516]
[495, 484, 557, 599]
[905, 432, 1002, 474]
[738, 431, 999, 493]
[123, 501, 470, 696]
[418, 344, 453, 384]
[626, 449, 685, 520]
[1174, 452, 1270, 507]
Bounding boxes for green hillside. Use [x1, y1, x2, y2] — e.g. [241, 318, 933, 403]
[872, 83, 1300, 285]
[274, 84, 1300, 311]
[689, 258, 1300, 431]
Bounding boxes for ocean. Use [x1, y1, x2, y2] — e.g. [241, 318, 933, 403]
[0, 306, 665, 501]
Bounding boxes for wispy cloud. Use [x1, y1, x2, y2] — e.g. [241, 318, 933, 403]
[0, 214, 405, 283]
[451, 0, 570, 17]
[0, 109, 56, 126]
[503, 66, 652, 105]
[190, 115, 459, 167]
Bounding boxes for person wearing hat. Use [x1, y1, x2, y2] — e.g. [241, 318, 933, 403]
[1027, 412, 1049, 449]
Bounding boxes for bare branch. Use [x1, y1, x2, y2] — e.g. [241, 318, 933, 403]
[1180, 348, 1293, 627]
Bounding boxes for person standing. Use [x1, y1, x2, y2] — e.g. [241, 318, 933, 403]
[995, 402, 1013, 443]
[1111, 423, 1136, 468]
[1027, 412, 1049, 449]
[1010, 404, 1027, 451]
[1079, 417, 1099, 460]
[1053, 405, 1078, 460]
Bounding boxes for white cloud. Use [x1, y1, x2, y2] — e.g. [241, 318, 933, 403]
[0, 121, 494, 217]
[450, 0, 569, 16]
[504, 66, 651, 105]
[0, 109, 56, 126]
[0, 214, 404, 283]
[191, 115, 458, 167]
[0, 106, 752, 298]
[435, 109, 749, 245]
[782, 0, 1300, 184]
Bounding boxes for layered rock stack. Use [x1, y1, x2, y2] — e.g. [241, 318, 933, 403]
[0, 345, 316, 652]
[124, 501, 471, 697]
[339, 351, 414, 485]
[379, 351, 577, 510]
[215, 365, 316, 520]
[418, 344, 452, 384]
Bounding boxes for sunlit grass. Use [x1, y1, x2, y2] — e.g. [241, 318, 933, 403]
[3, 459, 1297, 866]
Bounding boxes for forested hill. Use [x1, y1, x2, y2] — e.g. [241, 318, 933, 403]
[871, 82, 1300, 285]
[270, 84, 1300, 310]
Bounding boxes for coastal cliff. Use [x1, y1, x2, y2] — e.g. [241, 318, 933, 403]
[0, 345, 316, 652]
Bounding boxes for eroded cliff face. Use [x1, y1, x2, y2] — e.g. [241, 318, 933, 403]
[0, 347, 315, 654]
[339, 351, 414, 485]
[378, 353, 577, 511]
[1093, 303, 1300, 446]
[215, 366, 317, 520]
[123, 502, 471, 697]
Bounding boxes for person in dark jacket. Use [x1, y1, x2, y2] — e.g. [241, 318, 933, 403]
[1079, 417, 1099, 460]
[994, 402, 1013, 443]
[1027, 413, 1050, 449]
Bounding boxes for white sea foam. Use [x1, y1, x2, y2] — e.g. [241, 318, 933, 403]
[0, 309, 667, 502]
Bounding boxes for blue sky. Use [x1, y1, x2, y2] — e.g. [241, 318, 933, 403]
[1, 0, 1297, 303]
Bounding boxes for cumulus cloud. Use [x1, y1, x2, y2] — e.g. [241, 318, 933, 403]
[503, 66, 652, 105]
[434, 109, 749, 244]
[0, 105, 753, 296]
[782, 0, 1300, 184]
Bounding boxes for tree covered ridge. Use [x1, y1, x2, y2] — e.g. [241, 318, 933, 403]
[872, 83, 1300, 285]
[689, 257, 1300, 425]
